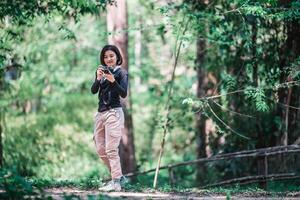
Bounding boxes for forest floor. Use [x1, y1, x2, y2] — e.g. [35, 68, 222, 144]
[45, 187, 300, 200]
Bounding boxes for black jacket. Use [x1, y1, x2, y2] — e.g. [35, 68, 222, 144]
[91, 67, 128, 112]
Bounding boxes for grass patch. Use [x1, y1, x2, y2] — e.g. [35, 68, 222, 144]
[29, 177, 103, 189]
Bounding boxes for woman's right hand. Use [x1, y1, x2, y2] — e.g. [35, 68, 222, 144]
[96, 66, 104, 80]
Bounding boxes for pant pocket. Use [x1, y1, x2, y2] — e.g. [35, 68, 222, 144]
[109, 129, 122, 138]
[117, 109, 125, 129]
[106, 115, 121, 138]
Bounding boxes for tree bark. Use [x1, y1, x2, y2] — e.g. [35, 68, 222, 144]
[193, 0, 212, 185]
[195, 37, 208, 183]
[251, 18, 267, 189]
[106, 0, 137, 175]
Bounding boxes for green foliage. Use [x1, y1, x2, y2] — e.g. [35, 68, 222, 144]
[0, 168, 46, 200]
[0, 0, 299, 192]
[30, 177, 102, 189]
[221, 72, 237, 92]
[0, 14, 109, 179]
[4, 93, 105, 179]
[267, 179, 300, 192]
[245, 87, 269, 112]
[0, 0, 111, 23]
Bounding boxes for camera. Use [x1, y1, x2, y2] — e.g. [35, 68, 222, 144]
[99, 65, 111, 74]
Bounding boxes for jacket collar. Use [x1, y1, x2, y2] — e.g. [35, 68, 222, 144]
[113, 66, 121, 72]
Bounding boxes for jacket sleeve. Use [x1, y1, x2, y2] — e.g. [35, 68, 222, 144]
[91, 79, 101, 94]
[111, 71, 128, 98]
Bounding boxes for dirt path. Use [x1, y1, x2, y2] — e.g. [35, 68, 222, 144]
[45, 188, 300, 200]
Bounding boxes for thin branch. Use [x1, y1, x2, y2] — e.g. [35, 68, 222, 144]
[198, 80, 300, 101]
[266, 97, 300, 110]
[222, 0, 250, 14]
[153, 17, 190, 189]
[207, 102, 251, 140]
[210, 99, 255, 118]
[202, 173, 297, 188]
[210, 45, 248, 99]
[202, 89, 248, 100]
[277, 102, 300, 110]
[236, 175, 300, 187]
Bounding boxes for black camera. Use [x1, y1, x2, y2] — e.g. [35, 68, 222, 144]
[98, 65, 111, 74]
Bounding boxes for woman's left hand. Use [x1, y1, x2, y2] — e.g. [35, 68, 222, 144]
[105, 72, 115, 83]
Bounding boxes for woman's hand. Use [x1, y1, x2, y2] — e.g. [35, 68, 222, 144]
[105, 72, 115, 83]
[96, 67, 104, 80]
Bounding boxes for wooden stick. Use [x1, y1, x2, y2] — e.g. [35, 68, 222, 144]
[152, 18, 190, 188]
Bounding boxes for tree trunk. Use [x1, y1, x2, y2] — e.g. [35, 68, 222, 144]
[272, 0, 300, 184]
[285, 21, 300, 145]
[195, 37, 208, 183]
[277, 1, 300, 146]
[106, 0, 137, 175]
[251, 18, 267, 189]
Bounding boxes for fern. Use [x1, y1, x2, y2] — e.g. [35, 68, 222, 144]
[245, 87, 269, 112]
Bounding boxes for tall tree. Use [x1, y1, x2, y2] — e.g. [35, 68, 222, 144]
[277, 0, 300, 145]
[251, 16, 267, 189]
[106, 0, 137, 174]
[193, 0, 212, 184]
[195, 37, 209, 181]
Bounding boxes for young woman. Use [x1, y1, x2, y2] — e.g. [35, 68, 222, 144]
[91, 45, 128, 191]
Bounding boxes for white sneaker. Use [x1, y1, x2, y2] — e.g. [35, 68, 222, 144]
[98, 179, 121, 192]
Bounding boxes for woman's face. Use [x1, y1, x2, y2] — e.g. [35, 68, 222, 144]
[104, 50, 117, 67]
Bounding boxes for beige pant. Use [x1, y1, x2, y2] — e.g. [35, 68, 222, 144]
[93, 107, 125, 179]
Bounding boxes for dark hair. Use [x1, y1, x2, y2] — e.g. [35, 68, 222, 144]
[100, 45, 123, 66]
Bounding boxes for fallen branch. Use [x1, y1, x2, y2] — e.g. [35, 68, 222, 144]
[201, 173, 299, 188]
[124, 145, 300, 178]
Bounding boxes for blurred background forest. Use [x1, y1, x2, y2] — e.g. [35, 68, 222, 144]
[0, 0, 299, 192]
